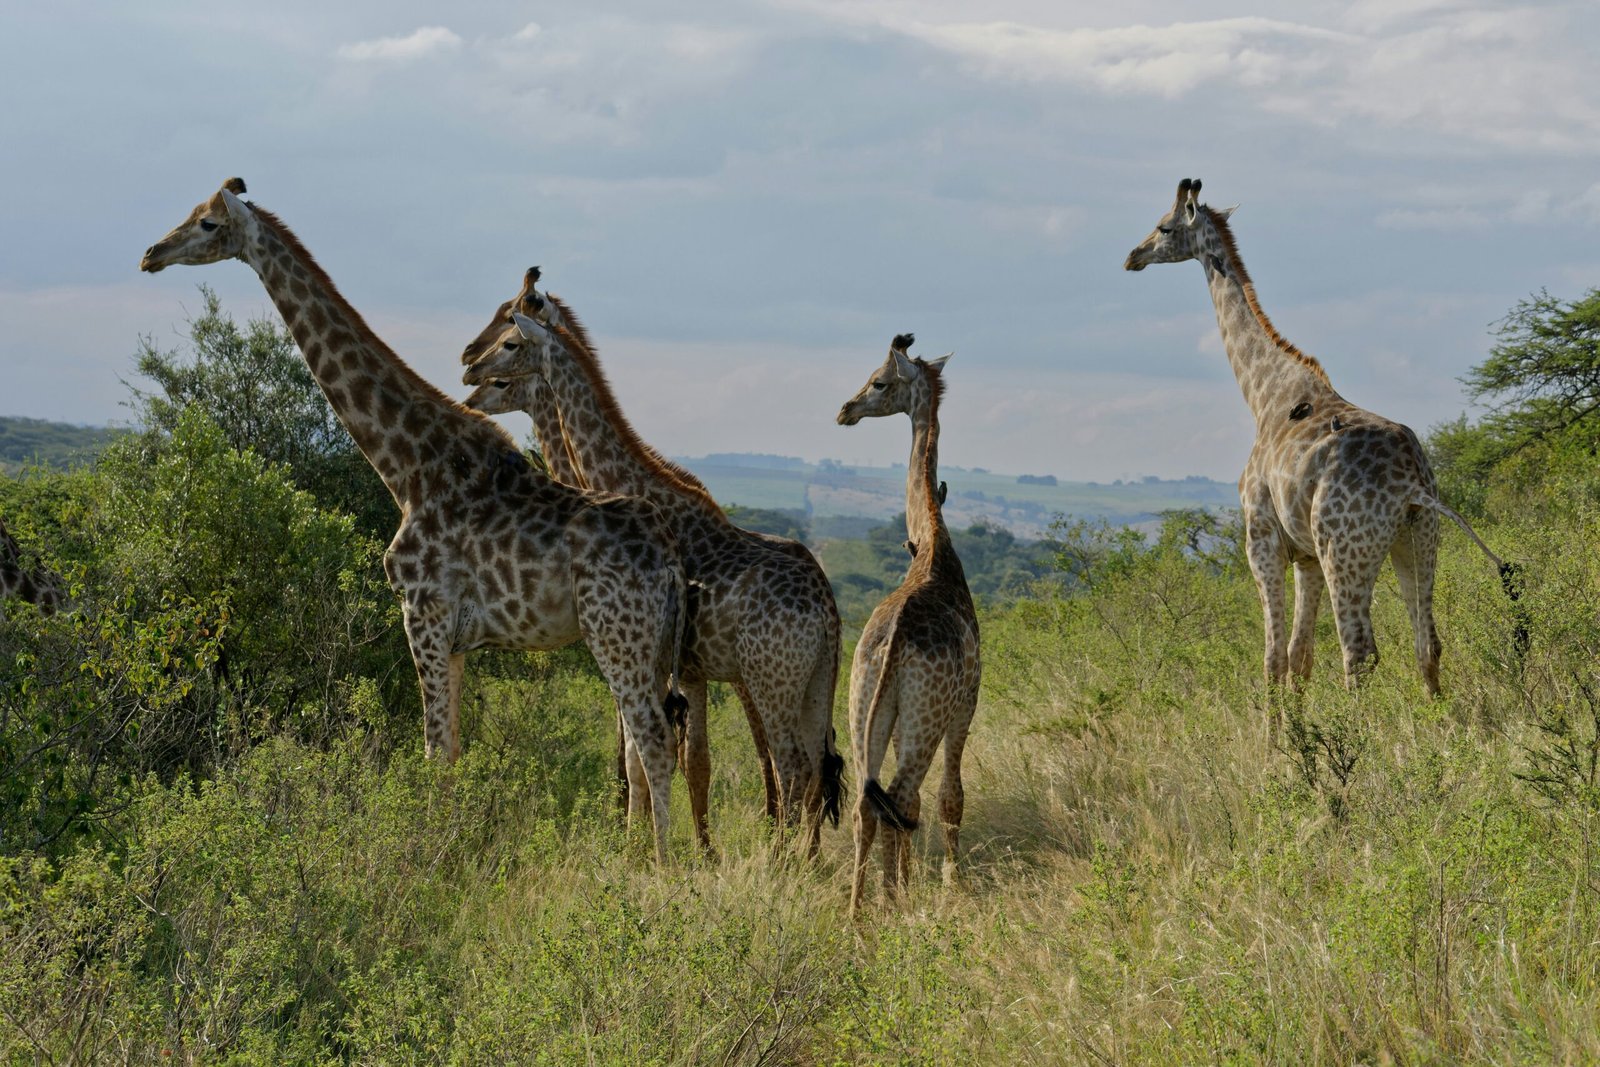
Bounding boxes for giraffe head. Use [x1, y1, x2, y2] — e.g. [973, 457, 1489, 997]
[461, 266, 569, 366]
[140, 178, 255, 273]
[1123, 177, 1235, 272]
[461, 309, 558, 388]
[462, 369, 548, 417]
[837, 333, 951, 425]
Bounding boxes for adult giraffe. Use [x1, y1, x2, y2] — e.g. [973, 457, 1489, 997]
[460, 273, 843, 851]
[140, 180, 688, 861]
[1125, 178, 1510, 701]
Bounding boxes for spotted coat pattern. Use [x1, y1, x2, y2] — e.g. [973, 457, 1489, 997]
[837, 337, 981, 916]
[1125, 178, 1498, 700]
[461, 274, 842, 852]
[0, 518, 65, 616]
[139, 181, 688, 862]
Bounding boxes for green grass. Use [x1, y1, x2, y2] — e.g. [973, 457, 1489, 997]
[4, 465, 1598, 1064]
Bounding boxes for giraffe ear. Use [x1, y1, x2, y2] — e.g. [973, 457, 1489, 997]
[220, 187, 251, 223]
[1213, 203, 1238, 220]
[927, 352, 953, 372]
[511, 311, 549, 341]
[890, 348, 916, 381]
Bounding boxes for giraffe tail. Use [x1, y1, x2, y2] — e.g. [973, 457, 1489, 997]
[859, 627, 917, 833]
[1415, 492, 1530, 654]
[661, 571, 691, 744]
[820, 729, 846, 830]
[1414, 493, 1506, 569]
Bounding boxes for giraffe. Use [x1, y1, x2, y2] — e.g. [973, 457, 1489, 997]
[459, 272, 843, 851]
[1124, 178, 1511, 702]
[139, 179, 689, 862]
[836, 334, 981, 916]
[0, 517, 66, 615]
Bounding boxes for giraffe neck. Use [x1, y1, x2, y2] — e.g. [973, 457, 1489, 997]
[538, 306, 720, 516]
[1197, 213, 1332, 427]
[519, 376, 584, 486]
[240, 210, 521, 505]
[905, 382, 944, 550]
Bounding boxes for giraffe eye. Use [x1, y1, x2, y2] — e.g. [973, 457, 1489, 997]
[872, 381, 887, 391]
[1157, 226, 1173, 235]
[503, 340, 520, 351]
[199, 219, 219, 232]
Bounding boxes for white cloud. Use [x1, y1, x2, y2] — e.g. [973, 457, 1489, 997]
[336, 26, 462, 62]
[828, 4, 1600, 154]
[901, 16, 1349, 98]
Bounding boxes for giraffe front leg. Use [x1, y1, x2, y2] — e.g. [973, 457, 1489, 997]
[1288, 559, 1326, 687]
[401, 603, 463, 761]
[679, 679, 714, 853]
[1244, 520, 1290, 737]
[622, 721, 652, 838]
[732, 681, 779, 823]
[850, 800, 878, 918]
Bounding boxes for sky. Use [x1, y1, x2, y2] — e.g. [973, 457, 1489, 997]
[3, 1, 1599, 482]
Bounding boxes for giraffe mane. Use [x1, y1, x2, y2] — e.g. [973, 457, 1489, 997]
[542, 294, 721, 511]
[249, 208, 522, 453]
[1206, 209, 1332, 387]
[914, 357, 950, 547]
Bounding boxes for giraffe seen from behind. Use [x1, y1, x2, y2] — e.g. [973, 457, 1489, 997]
[837, 334, 981, 916]
[1124, 178, 1511, 703]
[139, 180, 689, 862]
[461, 272, 843, 852]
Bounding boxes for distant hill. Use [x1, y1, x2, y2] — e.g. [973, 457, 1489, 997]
[678, 452, 1233, 539]
[0, 416, 126, 472]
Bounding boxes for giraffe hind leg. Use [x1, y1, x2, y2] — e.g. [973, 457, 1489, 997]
[1321, 540, 1385, 690]
[402, 604, 462, 762]
[1390, 508, 1442, 696]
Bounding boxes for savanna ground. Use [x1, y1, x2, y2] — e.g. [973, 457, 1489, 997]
[2, 290, 1599, 1064]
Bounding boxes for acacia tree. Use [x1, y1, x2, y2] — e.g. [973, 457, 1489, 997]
[1430, 287, 1600, 512]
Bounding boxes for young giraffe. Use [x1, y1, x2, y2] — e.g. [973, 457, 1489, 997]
[837, 334, 981, 916]
[139, 180, 689, 862]
[1125, 178, 1510, 700]
[0, 517, 66, 615]
[460, 274, 843, 851]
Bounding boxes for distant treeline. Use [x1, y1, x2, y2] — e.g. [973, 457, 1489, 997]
[0, 416, 125, 472]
